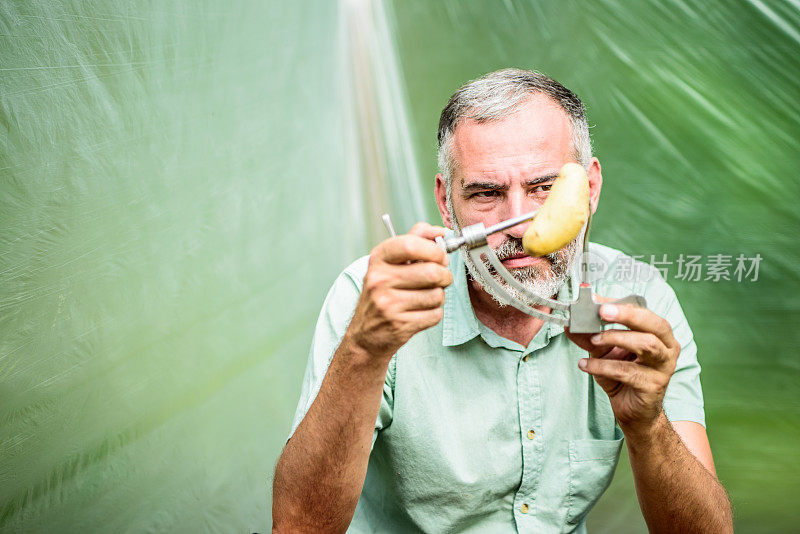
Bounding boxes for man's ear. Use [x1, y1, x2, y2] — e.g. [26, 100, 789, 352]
[434, 173, 454, 230]
[587, 157, 603, 214]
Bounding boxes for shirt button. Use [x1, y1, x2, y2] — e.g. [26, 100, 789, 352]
[520, 503, 529, 514]
[527, 429, 536, 440]
[522, 355, 529, 362]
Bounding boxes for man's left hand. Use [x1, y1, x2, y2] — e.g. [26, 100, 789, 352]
[565, 301, 679, 437]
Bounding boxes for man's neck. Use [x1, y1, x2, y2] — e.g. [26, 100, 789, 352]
[467, 278, 553, 348]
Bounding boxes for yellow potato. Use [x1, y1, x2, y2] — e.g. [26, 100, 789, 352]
[522, 162, 590, 257]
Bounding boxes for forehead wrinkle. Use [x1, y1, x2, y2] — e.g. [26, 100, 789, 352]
[450, 96, 574, 182]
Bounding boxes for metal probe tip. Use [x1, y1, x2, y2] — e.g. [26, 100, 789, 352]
[484, 210, 538, 235]
[381, 213, 397, 237]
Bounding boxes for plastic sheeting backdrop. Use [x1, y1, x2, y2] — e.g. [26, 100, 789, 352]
[1, 0, 798, 532]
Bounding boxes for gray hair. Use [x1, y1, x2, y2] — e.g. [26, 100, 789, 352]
[437, 68, 592, 197]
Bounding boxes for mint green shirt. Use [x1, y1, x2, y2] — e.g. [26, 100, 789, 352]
[290, 242, 704, 533]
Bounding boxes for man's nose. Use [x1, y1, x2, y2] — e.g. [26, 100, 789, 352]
[502, 192, 537, 239]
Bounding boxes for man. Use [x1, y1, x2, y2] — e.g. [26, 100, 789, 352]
[272, 69, 733, 533]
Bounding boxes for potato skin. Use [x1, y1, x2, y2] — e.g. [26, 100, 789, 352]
[522, 162, 590, 257]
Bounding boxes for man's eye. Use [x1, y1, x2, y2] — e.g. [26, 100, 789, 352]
[472, 191, 500, 198]
[532, 184, 553, 193]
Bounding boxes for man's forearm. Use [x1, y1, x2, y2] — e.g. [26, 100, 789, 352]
[272, 336, 389, 532]
[625, 413, 732, 534]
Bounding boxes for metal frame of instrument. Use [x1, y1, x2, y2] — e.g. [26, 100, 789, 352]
[382, 209, 646, 334]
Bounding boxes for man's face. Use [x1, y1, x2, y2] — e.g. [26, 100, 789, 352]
[435, 94, 601, 304]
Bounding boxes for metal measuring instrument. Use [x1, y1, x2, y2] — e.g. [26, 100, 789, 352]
[381, 210, 646, 334]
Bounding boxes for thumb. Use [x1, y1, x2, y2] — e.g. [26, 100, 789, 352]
[408, 222, 447, 241]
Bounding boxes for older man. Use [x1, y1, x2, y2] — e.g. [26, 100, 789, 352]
[272, 69, 732, 533]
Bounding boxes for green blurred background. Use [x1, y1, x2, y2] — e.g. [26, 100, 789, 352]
[1, 0, 798, 532]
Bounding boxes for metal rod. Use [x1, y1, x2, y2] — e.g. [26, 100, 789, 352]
[484, 210, 538, 236]
[581, 205, 592, 284]
[437, 210, 540, 253]
[381, 213, 397, 237]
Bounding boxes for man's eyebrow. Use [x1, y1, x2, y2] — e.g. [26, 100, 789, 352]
[461, 181, 506, 193]
[461, 174, 560, 193]
[522, 173, 559, 187]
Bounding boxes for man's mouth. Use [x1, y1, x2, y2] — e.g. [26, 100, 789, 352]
[500, 253, 548, 269]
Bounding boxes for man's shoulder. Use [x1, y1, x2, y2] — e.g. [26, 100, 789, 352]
[316, 255, 369, 309]
[588, 242, 683, 322]
[587, 241, 649, 269]
[338, 254, 370, 291]
[588, 242, 674, 298]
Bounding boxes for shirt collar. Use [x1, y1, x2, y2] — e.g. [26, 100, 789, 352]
[441, 230, 581, 349]
[442, 242, 481, 346]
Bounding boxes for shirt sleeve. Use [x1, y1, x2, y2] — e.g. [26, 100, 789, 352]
[644, 272, 706, 427]
[287, 259, 395, 447]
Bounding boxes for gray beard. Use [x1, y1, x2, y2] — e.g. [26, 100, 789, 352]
[449, 200, 583, 307]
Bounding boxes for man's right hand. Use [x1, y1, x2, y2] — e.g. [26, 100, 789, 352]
[273, 222, 453, 532]
[346, 222, 453, 362]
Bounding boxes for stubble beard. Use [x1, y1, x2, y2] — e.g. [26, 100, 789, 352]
[448, 195, 583, 307]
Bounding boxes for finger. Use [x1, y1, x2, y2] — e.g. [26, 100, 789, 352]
[565, 327, 618, 358]
[565, 295, 647, 348]
[598, 303, 678, 350]
[590, 329, 670, 368]
[408, 222, 447, 241]
[599, 346, 636, 362]
[398, 307, 444, 331]
[564, 327, 598, 352]
[408, 223, 449, 267]
[385, 262, 453, 289]
[564, 327, 615, 358]
[392, 287, 445, 311]
[578, 358, 663, 393]
[379, 234, 448, 265]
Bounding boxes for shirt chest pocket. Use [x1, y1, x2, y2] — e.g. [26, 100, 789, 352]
[564, 436, 624, 530]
